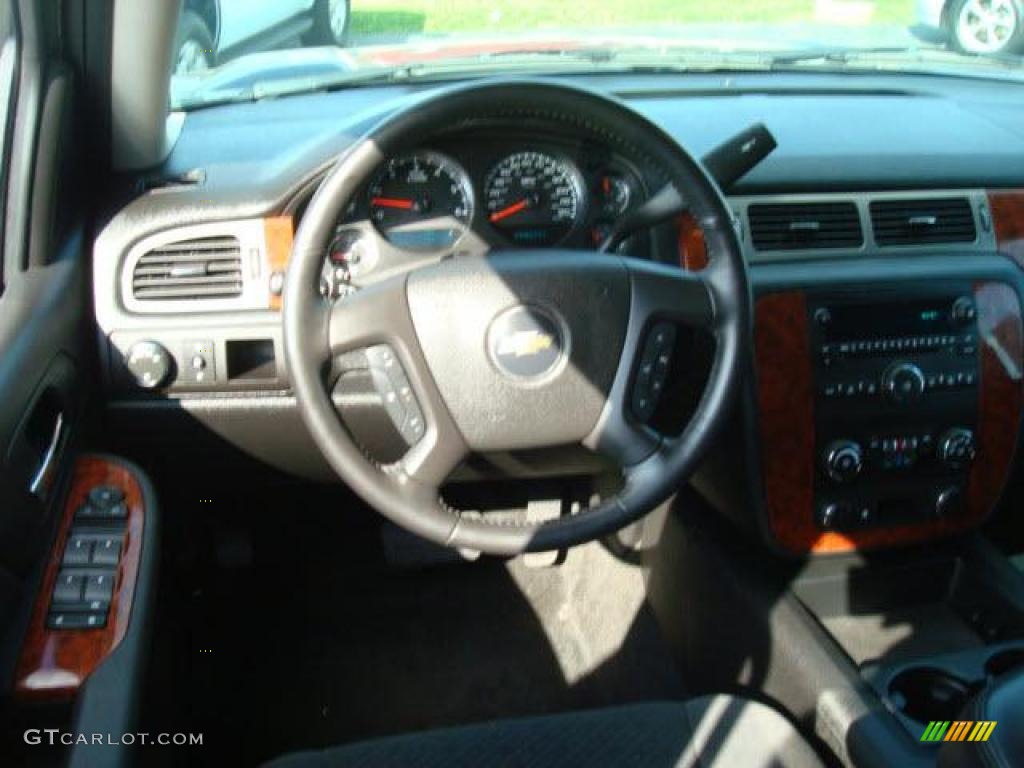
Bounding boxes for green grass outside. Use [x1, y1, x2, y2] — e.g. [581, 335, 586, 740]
[349, 0, 916, 41]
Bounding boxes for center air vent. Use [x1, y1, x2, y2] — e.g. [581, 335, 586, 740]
[748, 202, 862, 251]
[870, 198, 976, 246]
[132, 236, 243, 301]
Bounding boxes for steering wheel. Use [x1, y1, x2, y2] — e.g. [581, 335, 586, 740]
[283, 80, 749, 555]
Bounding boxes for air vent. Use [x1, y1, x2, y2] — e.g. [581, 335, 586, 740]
[132, 236, 243, 301]
[870, 198, 976, 246]
[748, 202, 862, 251]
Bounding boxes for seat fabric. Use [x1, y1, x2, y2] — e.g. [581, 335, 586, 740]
[264, 696, 824, 768]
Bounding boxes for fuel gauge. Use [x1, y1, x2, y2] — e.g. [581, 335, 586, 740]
[596, 173, 633, 217]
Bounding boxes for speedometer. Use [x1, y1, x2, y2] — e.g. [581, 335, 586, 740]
[484, 152, 584, 246]
[368, 151, 473, 251]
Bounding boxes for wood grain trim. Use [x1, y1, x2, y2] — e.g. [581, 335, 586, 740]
[14, 456, 145, 701]
[968, 281, 1023, 524]
[676, 213, 708, 271]
[989, 190, 1024, 270]
[265, 215, 294, 311]
[754, 292, 817, 554]
[755, 285, 1023, 555]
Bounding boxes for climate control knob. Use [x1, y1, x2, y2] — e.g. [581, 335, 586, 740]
[823, 439, 864, 483]
[882, 361, 926, 404]
[935, 486, 964, 519]
[938, 428, 976, 469]
[125, 341, 173, 390]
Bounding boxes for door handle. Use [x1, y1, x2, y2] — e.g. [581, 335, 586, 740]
[29, 411, 65, 498]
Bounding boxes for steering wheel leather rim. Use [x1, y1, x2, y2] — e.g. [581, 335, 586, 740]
[283, 79, 750, 555]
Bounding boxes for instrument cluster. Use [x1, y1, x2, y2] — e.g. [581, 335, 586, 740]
[320, 137, 648, 296]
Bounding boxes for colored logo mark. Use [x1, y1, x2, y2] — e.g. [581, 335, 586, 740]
[921, 721, 997, 742]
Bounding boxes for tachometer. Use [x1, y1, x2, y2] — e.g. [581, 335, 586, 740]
[484, 151, 584, 246]
[368, 151, 473, 251]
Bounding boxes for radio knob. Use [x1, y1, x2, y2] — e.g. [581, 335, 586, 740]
[882, 362, 926, 404]
[938, 428, 976, 469]
[125, 341, 173, 389]
[950, 296, 977, 326]
[823, 439, 864, 483]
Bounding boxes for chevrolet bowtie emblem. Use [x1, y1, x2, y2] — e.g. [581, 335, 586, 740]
[495, 330, 554, 358]
[487, 306, 567, 382]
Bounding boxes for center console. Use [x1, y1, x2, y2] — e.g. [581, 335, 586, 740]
[753, 276, 1022, 555]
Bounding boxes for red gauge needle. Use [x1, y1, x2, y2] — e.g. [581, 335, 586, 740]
[371, 197, 415, 210]
[489, 199, 530, 223]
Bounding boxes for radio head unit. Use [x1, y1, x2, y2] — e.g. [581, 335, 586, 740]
[808, 288, 980, 533]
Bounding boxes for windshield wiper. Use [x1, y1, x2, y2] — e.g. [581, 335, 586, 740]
[174, 50, 768, 111]
[768, 44, 1023, 71]
[174, 65, 424, 110]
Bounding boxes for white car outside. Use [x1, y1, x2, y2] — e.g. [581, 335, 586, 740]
[916, 0, 1024, 55]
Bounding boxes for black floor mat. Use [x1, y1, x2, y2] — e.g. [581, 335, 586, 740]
[139, 479, 684, 767]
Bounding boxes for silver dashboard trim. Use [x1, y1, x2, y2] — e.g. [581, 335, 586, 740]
[119, 219, 271, 314]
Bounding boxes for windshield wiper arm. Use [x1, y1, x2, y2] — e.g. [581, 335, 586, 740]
[175, 65, 419, 110]
[768, 44, 1023, 70]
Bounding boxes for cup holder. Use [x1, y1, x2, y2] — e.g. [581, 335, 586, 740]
[985, 647, 1024, 679]
[889, 667, 978, 724]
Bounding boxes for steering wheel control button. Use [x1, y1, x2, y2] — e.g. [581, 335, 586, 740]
[486, 305, 568, 384]
[632, 322, 676, 422]
[365, 345, 426, 446]
[125, 340, 174, 389]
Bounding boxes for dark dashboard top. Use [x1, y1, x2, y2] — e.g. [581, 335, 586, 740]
[161, 71, 1024, 202]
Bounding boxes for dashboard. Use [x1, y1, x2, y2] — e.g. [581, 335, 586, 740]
[92, 71, 1024, 556]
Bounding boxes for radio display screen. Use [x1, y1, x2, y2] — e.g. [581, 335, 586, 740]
[821, 300, 953, 342]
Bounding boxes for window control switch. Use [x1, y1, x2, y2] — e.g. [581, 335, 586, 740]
[83, 573, 115, 603]
[63, 537, 93, 566]
[76, 501, 128, 522]
[47, 611, 107, 630]
[91, 538, 122, 566]
[52, 573, 85, 604]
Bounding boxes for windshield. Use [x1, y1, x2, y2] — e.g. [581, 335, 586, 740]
[170, 0, 1024, 108]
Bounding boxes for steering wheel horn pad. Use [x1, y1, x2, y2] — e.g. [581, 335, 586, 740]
[407, 251, 629, 452]
[283, 80, 750, 555]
